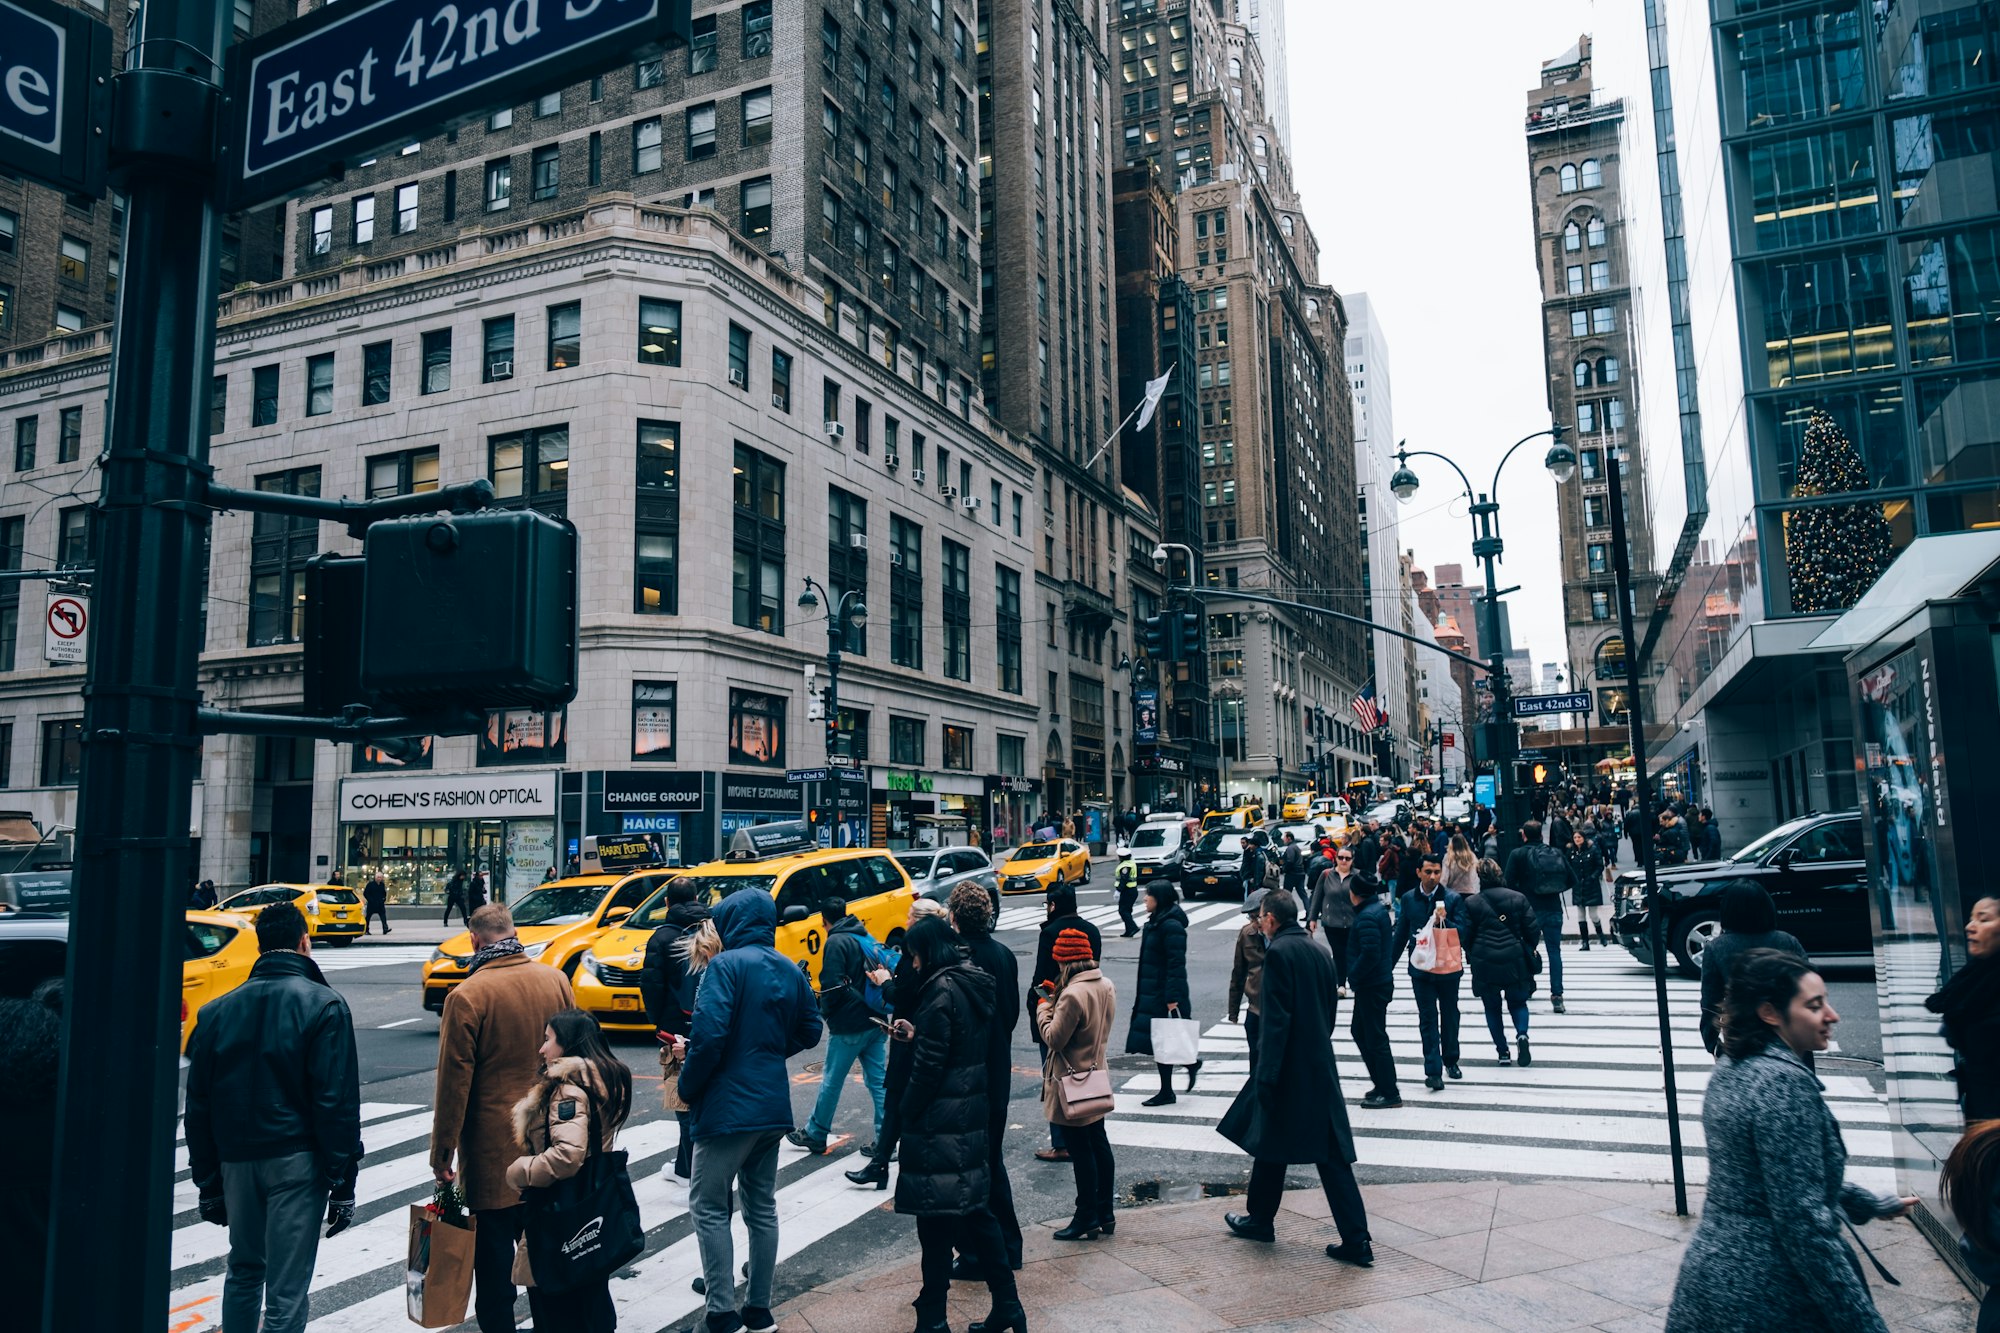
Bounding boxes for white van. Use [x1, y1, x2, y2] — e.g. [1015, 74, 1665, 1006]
[1127, 819, 1189, 886]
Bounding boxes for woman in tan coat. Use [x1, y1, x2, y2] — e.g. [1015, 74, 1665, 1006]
[505, 1010, 632, 1333]
[1033, 926, 1118, 1242]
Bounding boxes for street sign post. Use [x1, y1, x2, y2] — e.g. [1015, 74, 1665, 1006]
[1511, 690, 1591, 718]
[0, 0, 110, 197]
[223, 0, 692, 208]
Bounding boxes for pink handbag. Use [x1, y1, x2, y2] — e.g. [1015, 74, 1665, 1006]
[1055, 1052, 1114, 1117]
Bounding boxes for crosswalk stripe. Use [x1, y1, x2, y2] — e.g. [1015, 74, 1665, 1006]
[314, 946, 447, 972]
[173, 1112, 435, 1213]
[174, 1104, 422, 1177]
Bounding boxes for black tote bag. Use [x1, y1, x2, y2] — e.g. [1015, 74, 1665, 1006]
[521, 1099, 645, 1294]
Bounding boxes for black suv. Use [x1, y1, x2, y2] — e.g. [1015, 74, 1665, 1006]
[1180, 830, 1252, 901]
[1612, 812, 1869, 977]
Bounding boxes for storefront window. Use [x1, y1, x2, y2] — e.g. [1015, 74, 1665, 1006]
[633, 682, 675, 760]
[728, 689, 785, 767]
[943, 725, 973, 770]
[480, 708, 567, 765]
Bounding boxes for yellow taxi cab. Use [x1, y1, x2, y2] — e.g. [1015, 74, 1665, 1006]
[1280, 791, 1315, 822]
[420, 866, 682, 1013]
[214, 882, 366, 945]
[572, 822, 916, 1031]
[996, 837, 1092, 895]
[181, 911, 262, 1052]
[1200, 804, 1265, 833]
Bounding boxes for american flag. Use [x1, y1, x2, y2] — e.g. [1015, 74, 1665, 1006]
[1351, 684, 1387, 732]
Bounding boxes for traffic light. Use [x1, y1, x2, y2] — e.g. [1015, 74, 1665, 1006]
[1175, 609, 1204, 661]
[1141, 614, 1167, 658]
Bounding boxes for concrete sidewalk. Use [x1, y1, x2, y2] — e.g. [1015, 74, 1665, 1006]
[765, 1177, 1978, 1332]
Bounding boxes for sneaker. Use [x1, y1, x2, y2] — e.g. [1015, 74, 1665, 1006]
[1495, 1048, 1512, 1065]
[785, 1130, 827, 1155]
[1360, 1091, 1403, 1109]
[1446, 1064, 1463, 1080]
[705, 1313, 745, 1333]
[1517, 1037, 1532, 1067]
[742, 1308, 777, 1333]
[1424, 1074, 1445, 1092]
[1551, 996, 1567, 1014]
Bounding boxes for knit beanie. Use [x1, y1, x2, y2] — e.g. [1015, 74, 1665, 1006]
[1050, 927, 1095, 964]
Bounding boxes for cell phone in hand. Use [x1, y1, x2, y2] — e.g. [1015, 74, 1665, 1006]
[869, 1015, 895, 1031]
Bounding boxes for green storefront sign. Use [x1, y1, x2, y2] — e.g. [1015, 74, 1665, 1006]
[886, 771, 935, 793]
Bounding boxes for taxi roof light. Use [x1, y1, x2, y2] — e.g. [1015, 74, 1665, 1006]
[726, 819, 821, 862]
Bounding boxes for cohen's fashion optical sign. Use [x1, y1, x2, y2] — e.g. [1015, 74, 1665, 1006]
[339, 770, 557, 820]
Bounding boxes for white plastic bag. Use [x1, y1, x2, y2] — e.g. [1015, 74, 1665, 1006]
[1410, 920, 1438, 971]
[1150, 1016, 1200, 1065]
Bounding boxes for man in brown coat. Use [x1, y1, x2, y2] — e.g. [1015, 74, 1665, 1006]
[1229, 890, 1269, 1073]
[431, 904, 575, 1332]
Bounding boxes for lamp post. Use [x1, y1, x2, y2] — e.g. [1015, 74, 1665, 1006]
[797, 577, 867, 837]
[1389, 426, 1572, 839]
[1550, 431, 1690, 1217]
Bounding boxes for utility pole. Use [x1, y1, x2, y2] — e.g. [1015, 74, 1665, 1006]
[45, 0, 225, 1326]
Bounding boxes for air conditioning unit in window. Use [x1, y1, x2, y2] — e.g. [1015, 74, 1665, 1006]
[890, 550, 904, 566]
[943, 487, 959, 501]
[728, 368, 748, 388]
[910, 468, 926, 483]
[884, 452, 901, 470]
[489, 360, 513, 378]
[773, 394, 787, 409]
[961, 495, 981, 512]
[825, 421, 846, 441]
[849, 532, 869, 549]
[937, 476, 953, 495]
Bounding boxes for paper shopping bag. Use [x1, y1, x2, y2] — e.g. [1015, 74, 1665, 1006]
[1426, 926, 1464, 974]
[658, 1043, 690, 1113]
[406, 1203, 476, 1328]
[1151, 1016, 1200, 1066]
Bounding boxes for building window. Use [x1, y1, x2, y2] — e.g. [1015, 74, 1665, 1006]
[484, 159, 511, 210]
[1592, 306, 1615, 334]
[1577, 400, 1597, 434]
[53, 306, 83, 332]
[891, 515, 923, 668]
[633, 682, 676, 760]
[728, 689, 785, 766]
[0, 517, 21, 671]
[442, 169, 458, 222]
[532, 144, 559, 199]
[743, 88, 773, 145]
[943, 725, 972, 770]
[480, 708, 567, 766]
[422, 329, 452, 394]
[827, 487, 868, 654]
[1588, 542, 1608, 574]
[304, 355, 334, 417]
[347, 195, 375, 245]
[1580, 448, 1602, 480]
[1606, 398, 1625, 430]
[56, 507, 90, 567]
[1574, 358, 1592, 388]
[638, 298, 681, 365]
[1581, 158, 1602, 188]
[309, 207, 332, 254]
[0, 284, 11, 336]
[1570, 309, 1589, 338]
[741, 177, 773, 236]
[490, 425, 570, 515]
[635, 117, 664, 172]
[1565, 265, 1584, 295]
[997, 733, 1023, 776]
[546, 302, 581, 370]
[1589, 260, 1610, 290]
[635, 55, 664, 88]
[536, 91, 562, 118]
[252, 365, 280, 425]
[483, 316, 515, 382]
[489, 108, 513, 131]
[1590, 589, 1611, 620]
[1563, 221, 1582, 252]
[13, 418, 34, 472]
[589, 131, 602, 184]
[996, 564, 1022, 694]
[942, 539, 970, 681]
[0, 209, 14, 254]
[727, 323, 751, 387]
[1584, 494, 1607, 528]
[366, 447, 439, 498]
[1599, 356, 1620, 383]
[248, 468, 320, 646]
[689, 13, 718, 72]
[635, 420, 679, 615]
[741, 0, 772, 58]
[890, 716, 925, 765]
[1587, 216, 1606, 247]
[363, 341, 393, 405]
[770, 347, 791, 412]
[40, 719, 83, 786]
[732, 443, 785, 633]
[1560, 163, 1578, 192]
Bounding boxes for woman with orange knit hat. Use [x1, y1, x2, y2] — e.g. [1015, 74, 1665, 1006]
[1033, 927, 1118, 1241]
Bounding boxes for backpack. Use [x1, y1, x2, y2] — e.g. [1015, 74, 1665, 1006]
[855, 933, 902, 1017]
[1526, 842, 1571, 896]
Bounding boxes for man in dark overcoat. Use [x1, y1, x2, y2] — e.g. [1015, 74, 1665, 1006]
[1217, 891, 1374, 1266]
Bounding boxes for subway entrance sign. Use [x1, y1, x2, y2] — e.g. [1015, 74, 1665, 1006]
[0, 0, 109, 197]
[223, 0, 691, 208]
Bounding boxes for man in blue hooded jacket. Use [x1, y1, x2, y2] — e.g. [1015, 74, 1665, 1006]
[678, 889, 824, 1333]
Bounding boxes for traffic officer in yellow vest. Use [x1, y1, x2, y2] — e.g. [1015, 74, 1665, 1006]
[1115, 847, 1141, 938]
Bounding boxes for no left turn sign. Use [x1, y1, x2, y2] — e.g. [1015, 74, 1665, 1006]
[45, 592, 87, 664]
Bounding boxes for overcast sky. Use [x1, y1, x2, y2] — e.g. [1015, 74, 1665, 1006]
[1287, 0, 1602, 677]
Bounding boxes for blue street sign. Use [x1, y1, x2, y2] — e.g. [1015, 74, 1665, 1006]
[224, 0, 690, 208]
[786, 768, 830, 785]
[1511, 691, 1592, 719]
[0, 0, 109, 197]
[620, 813, 680, 833]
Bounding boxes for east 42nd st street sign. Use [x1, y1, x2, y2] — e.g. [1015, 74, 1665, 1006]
[223, 0, 690, 209]
[0, 0, 109, 197]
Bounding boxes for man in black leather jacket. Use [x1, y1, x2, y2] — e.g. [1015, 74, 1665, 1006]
[184, 902, 362, 1333]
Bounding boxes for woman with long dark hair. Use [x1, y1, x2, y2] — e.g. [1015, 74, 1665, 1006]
[1697, 883, 1806, 1058]
[1125, 881, 1195, 1106]
[506, 1010, 634, 1332]
[1664, 950, 1913, 1332]
[1942, 1119, 2000, 1333]
[896, 915, 1023, 1333]
[1927, 895, 2000, 1123]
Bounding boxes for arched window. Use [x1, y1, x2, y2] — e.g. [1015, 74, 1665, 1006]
[1598, 355, 1620, 383]
[1595, 636, 1627, 678]
[1574, 359, 1592, 388]
[1254, 135, 1266, 158]
[1581, 158, 1603, 188]
[1587, 216, 1606, 247]
[1279, 215, 1293, 237]
[1559, 163, 1578, 193]
[1228, 56, 1241, 78]
[1563, 221, 1582, 252]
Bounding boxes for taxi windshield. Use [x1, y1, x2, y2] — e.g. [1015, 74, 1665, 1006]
[316, 888, 360, 905]
[629, 874, 778, 927]
[507, 885, 607, 926]
[1013, 843, 1058, 860]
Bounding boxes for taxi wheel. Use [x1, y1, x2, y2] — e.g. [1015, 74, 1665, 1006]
[324, 936, 357, 947]
[1080, 860, 1092, 884]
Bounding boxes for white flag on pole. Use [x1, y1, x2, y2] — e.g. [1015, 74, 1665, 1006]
[1134, 366, 1176, 430]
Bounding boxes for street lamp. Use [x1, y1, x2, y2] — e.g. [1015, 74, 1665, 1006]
[1549, 431, 1690, 1217]
[1390, 426, 1571, 836]
[797, 577, 867, 835]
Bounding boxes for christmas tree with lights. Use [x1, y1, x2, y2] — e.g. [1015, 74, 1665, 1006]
[1784, 408, 1895, 613]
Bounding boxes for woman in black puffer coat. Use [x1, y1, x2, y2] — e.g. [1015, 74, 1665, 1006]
[896, 916, 1022, 1333]
[1125, 882, 1195, 1106]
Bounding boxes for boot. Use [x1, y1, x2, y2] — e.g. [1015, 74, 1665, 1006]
[1597, 921, 1609, 943]
[968, 1304, 1029, 1333]
[1052, 1215, 1100, 1241]
[1185, 1058, 1203, 1091]
[1580, 927, 1591, 951]
[845, 1159, 890, 1189]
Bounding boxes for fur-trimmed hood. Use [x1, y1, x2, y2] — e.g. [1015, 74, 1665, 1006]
[509, 1054, 604, 1151]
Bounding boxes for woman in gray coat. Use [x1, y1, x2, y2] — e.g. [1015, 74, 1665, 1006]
[1664, 949, 1915, 1333]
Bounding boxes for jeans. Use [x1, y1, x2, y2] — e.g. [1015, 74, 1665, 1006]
[1245, 1157, 1369, 1245]
[1407, 969, 1462, 1079]
[1348, 984, 1397, 1097]
[690, 1129, 783, 1317]
[1533, 904, 1566, 996]
[219, 1151, 326, 1333]
[1061, 1118, 1116, 1226]
[1481, 987, 1531, 1053]
[915, 1210, 1018, 1319]
[471, 1204, 525, 1332]
[804, 1027, 887, 1144]
[527, 1279, 616, 1333]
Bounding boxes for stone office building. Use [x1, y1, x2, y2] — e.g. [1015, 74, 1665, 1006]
[0, 204, 1042, 900]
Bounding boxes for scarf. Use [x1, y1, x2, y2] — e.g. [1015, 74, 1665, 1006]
[467, 935, 525, 973]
